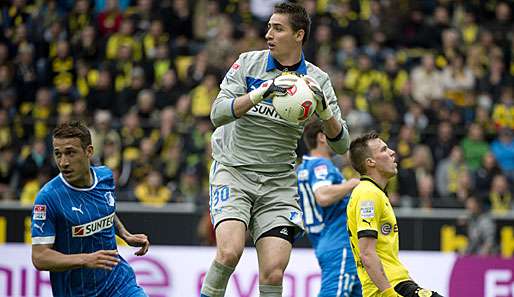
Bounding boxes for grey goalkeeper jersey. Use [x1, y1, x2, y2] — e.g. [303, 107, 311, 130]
[210, 50, 346, 173]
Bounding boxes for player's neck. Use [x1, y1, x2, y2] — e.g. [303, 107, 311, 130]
[365, 172, 388, 190]
[273, 49, 302, 68]
[66, 169, 94, 188]
[310, 148, 330, 159]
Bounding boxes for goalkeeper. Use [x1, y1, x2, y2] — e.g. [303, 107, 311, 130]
[200, 1, 350, 297]
[347, 132, 443, 297]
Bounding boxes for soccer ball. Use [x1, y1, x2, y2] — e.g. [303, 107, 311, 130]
[272, 74, 317, 123]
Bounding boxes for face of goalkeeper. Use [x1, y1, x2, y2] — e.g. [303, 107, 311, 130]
[265, 13, 305, 61]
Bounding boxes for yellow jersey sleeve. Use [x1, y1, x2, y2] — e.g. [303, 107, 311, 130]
[355, 190, 384, 239]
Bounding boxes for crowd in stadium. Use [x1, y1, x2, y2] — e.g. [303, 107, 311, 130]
[0, 0, 512, 212]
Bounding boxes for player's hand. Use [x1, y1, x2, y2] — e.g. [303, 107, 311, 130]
[346, 178, 360, 189]
[302, 75, 333, 120]
[84, 250, 120, 270]
[123, 233, 150, 256]
[248, 75, 297, 105]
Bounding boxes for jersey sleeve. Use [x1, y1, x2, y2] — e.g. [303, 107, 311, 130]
[210, 53, 248, 127]
[354, 190, 384, 239]
[310, 160, 337, 192]
[31, 190, 57, 245]
[320, 76, 350, 154]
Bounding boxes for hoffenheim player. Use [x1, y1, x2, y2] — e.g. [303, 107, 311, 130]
[31, 121, 150, 297]
[297, 120, 362, 297]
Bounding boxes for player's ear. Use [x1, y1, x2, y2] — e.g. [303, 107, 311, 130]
[365, 157, 375, 168]
[85, 144, 94, 158]
[295, 29, 304, 43]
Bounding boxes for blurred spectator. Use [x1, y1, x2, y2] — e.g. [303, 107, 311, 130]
[176, 166, 202, 205]
[490, 128, 514, 181]
[106, 18, 141, 61]
[73, 25, 101, 65]
[460, 123, 490, 171]
[417, 175, 435, 209]
[392, 125, 418, 199]
[90, 110, 121, 165]
[491, 86, 513, 130]
[426, 121, 457, 168]
[154, 69, 185, 109]
[87, 68, 115, 112]
[441, 53, 475, 110]
[404, 102, 428, 133]
[436, 145, 469, 203]
[116, 67, 147, 116]
[0, 146, 17, 201]
[339, 93, 373, 139]
[489, 174, 512, 214]
[462, 195, 497, 255]
[474, 152, 502, 198]
[97, 0, 123, 37]
[411, 54, 444, 108]
[190, 72, 219, 118]
[134, 169, 172, 207]
[20, 167, 51, 205]
[17, 139, 57, 188]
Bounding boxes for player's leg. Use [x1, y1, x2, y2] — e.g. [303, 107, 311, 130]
[201, 220, 246, 297]
[255, 232, 294, 297]
[251, 170, 304, 297]
[201, 162, 252, 297]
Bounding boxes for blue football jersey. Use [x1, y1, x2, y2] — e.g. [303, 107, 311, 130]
[296, 156, 352, 253]
[31, 166, 141, 297]
[297, 156, 361, 297]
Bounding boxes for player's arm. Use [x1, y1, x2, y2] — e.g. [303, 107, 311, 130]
[303, 75, 350, 153]
[314, 178, 360, 207]
[32, 244, 120, 272]
[210, 54, 296, 127]
[359, 237, 397, 296]
[114, 214, 150, 256]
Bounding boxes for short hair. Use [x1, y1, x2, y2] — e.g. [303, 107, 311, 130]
[53, 120, 92, 150]
[303, 120, 323, 151]
[274, 1, 311, 45]
[349, 131, 380, 175]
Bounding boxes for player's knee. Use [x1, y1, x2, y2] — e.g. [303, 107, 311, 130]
[215, 246, 243, 267]
[259, 266, 284, 285]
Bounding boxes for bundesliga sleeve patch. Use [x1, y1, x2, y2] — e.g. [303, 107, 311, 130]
[227, 62, 240, 77]
[314, 164, 328, 179]
[33, 205, 47, 220]
[360, 200, 375, 219]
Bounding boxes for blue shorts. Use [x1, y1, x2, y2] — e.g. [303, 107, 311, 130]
[101, 266, 147, 297]
[316, 247, 362, 297]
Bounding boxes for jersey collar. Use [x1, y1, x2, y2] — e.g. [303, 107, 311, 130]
[266, 51, 308, 75]
[59, 167, 98, 191]
[360, 175, 388, 196]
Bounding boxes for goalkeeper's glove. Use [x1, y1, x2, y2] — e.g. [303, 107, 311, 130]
[382, 287, 400, 297]
[248, 75, 297, 105]
[302, 75, 333, 120]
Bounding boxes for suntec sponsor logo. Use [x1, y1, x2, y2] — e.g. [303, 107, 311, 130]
[72, 213, 115, 237]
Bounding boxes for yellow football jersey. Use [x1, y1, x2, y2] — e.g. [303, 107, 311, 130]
[347, 176, 410, 297]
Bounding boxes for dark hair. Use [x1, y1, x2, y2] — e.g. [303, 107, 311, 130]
[274, 1, 311, 45]
[349, 131, 379, 175]
[303, 120, 323, 151]
[53, 120, 92, 150]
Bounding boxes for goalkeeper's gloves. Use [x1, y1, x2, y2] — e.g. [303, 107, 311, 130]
[302, 75, 333, 121]
[382, 287, 400, 297]
[248, 75, 297, 105]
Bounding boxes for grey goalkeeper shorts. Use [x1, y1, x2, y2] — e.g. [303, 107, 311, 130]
[209, 160, 304, 243]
